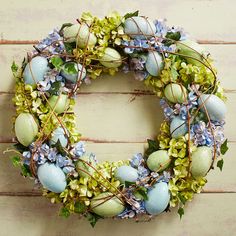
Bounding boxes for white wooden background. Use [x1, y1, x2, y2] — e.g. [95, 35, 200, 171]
[0, 0, 236, 235]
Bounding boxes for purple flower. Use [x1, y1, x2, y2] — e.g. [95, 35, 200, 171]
[72, 141, 86, 158]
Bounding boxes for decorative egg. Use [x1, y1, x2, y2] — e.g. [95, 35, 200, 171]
[37, 162, 67, 193]
[164, 83, 188, 103]
[114, 166, 138, 183]
[15, 113, 38, 146]
[99, 47, 122, 68]
[23, 56, 49, 85]
[124, 16, 156, 39]
[191, 146, 212, 178]
[147, 150, 171, 172]
[61, 62, 86, 83]
[90, 192, 125, 217]
[177, 40, 204, 66]
[145, 51, 163, 76]
[170, 116, 188, 139]
[198, 94, 226, 121]
[76, 155, 97, 178]
[63, 24, 80, 42]
[50, 127, 68, 147]
[144, 181, 170, 215]
[48, 94, 69, 114]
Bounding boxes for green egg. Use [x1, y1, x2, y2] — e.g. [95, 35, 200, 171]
[99, 47, 122, 68]
[90, 192, 125, 217]
[48, 94, 69, 114]
[164, 83, 188, 103]
[76, 155, 96, 178]
[147, 150, 171, 172]
[15, 113, 38, 146]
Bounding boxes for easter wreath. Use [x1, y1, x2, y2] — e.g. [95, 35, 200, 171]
[8, 11, 229, 226]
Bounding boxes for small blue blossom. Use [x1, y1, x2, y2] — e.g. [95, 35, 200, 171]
[130, 153, 143, 168]
[72, 141, 86, 158]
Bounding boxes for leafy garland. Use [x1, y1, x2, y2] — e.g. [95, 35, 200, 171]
[7, 11, 229, 226]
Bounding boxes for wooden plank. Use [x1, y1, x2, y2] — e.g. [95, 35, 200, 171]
[0, 44, 235, 93]
[1, 0, 236, 42]
[0, 194, 235, 236]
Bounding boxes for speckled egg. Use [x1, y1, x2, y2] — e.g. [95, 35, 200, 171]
[23, 56, 49, 85]
[15, 113, 38, 146]
[48, 94, 69, 114]
[147, 150, 170, 172]
[61, 62, 86, 83]
[37, 162, 67, 193]
[164, 83, 188, 103]
[191, 146, 212, 178]
[145, 51, 163, 76]
[144, 181, 170, 215]
[91, 192, 125, 217]
[124, 16, 156, 39]
[50, 127, 68, 147]
[198, 94, 226, 121]
[114, 166, 138, 183]
[170, 116, 188, 138]
[99, 47, 122, 68]
[76, 155, 97, 178]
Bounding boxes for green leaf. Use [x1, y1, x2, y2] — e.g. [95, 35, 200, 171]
[48, 81, 62, 95]
[52, 140, 67, 156]
[124, 10, 139, 20]
[144, 139, 159, 158]
[171, 67, 179, 81]
[220, 139, 229, 155]
[124, 181, 136, 188]
[11, 156, 21, 167]
[59, 207, 70, 218]
[11, 61, 19, 75]
[177, 193, 187, 205]
[74, 201, 87, 214]
[86, 213, 102, 227]
[134, 186, 148, 201]
[21, 164, 32, 177]
[64, 42, 76, 54]
[50, 56, 64, 70]
[13, 143, 28, 153]
[64, 62, 77, 75]
[217, 159, 224, 171]
[163, 31, 181, 46]
[59, 23, 73, 36]
[178, 207, 184, 219]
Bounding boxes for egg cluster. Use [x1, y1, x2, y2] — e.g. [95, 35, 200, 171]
[10, 11, 228, 226]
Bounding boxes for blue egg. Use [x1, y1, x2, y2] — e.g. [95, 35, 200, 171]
[145, 181, 170, 215]
[170, 116, 188, 139]
[50, 127, 68, 147]
[145, 51, 163, 76]
[198, 94, 226, 121]
[37, 162, 67, 193]
[23, 56, 49, 85]
[114, 166, 138, 183]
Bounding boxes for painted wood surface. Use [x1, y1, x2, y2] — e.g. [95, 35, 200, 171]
[0, 0, 235, 235]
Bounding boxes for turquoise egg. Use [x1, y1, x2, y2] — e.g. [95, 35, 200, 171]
[99, 47, 122, 68]
[91, 192, 125, 217]
[61, 62, 86, 83]
[145, 181, 170, 215]
[191, 146, 212, 178]
[48, 94, 69, 114]
[15, 113, 38, 146]
[23, 56, 49, 85]
[50, 127, 68, 147]
[124, 16, 156, 39]
[145, 51, 163, 76]
[198, 94, 226, 121]
[170, 116, 188, 138]
[114, 166, 138, 183]
[37, 162, 67, 193]
[164, 83, 188, 103]
[76, 154, 97, 178]
[147, 150, 170, 172]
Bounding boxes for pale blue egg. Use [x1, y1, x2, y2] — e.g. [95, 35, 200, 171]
[170, 116, 188, 139]
[50, 127, 68, 147]
[23, 56, 49, 85]
[145, 181, 170, 215]
[145, 51, 163, 76]
[37, 162, 66, 193]
[124, 16, 156, 39]
[198, 94, 226, 121]
[114, 166, 138, 183]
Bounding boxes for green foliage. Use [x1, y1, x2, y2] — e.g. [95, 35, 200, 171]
[11, 61, 19, 76]
[11, 156, 21, 167]
[178, 207, 184, 219]
[21, 164, 32, 177]
[59, 207, 71, 218]
[134, 186, 148, 201]
[144, 139, 159, 158]
[217, 159, 224, 171]
[74, 201, 87, 214]
[59, 23, 73, 35]
[47, 81, 62, 95]
[86, 212, 103, 227]
[163, 31, 181, 46]
[63, 62, 77, 74]
[124, 10, 139, 20]
[50, 56, 64, 70]
[220, 139, 229, 155]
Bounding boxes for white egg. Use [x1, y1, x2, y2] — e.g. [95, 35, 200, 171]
[145, 51, 163, 76]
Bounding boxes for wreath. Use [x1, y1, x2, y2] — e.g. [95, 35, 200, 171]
[7, 11, 228, 226]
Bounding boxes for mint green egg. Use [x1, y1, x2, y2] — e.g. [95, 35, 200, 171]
[48, 94, 69, 114]
[147, 150, 170, 172]
[177, 40, 205, 66]
[15, 113, 38, 146]
[63, 24, 80, 43]
[170, 116, 188, 139]
[114, 165, 138, 183]
[91, 192, 125, 217]
[164, 83, 188, 103]
[191, 146, 212, 178]
[145, 51, 163, 76]
[124, 16, 156, 39]
[23, 56, 49, 85]
[37, 162, 67, 193]
[99, 47, 122, 68]
[76, 155, 96, 178]
[50, 127, 68, 147]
